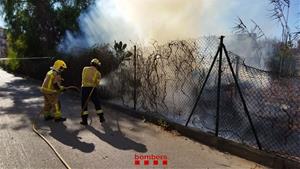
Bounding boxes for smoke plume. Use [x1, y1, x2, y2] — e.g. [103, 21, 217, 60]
[58, 0, 284, 71]
[58, 0, 239, 52]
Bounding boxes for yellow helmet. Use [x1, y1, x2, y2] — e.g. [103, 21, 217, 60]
[91, 58, 101, 66]
[52, 60, 67, 71]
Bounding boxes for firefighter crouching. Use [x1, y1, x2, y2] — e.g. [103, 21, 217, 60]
[80, 58, 105, 125]
[40, 60, 67, 122]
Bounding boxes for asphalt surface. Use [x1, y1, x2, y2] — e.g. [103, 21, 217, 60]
[0, 68, 267, 169]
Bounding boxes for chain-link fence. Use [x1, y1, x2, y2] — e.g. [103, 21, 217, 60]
[102, 36, 300, 162]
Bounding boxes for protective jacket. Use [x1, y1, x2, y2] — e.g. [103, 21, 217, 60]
[41, 70, 63, 94]
[81, 66, 101, 87]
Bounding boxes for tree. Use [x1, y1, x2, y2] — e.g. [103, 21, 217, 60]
[0, 0, 94, 59]
[269, 0, 299, 44]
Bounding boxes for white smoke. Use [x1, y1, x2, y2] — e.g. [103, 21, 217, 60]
[226, 35, 277, 70]
[58, 0, 282, 71]
[58, 0, 257, 52]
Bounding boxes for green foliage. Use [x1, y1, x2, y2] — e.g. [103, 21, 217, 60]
[58, 44, 119, 87]
[113, 41, 133, 65]
[2, 32, 21, 70]
[0, 0, 94, 59]
[7, 45, 19, 70]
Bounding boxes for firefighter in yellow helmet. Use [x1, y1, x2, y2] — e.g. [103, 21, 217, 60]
[80, 58, 105, 125]
[40, 60, 67, 122]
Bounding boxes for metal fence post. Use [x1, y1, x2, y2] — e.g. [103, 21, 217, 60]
[215, 36, 224, 137]
[222, 43, 262, 150]
[234, 56, 240, 96]
[133, 45, 137, 110]
[185, 44, 221, 127]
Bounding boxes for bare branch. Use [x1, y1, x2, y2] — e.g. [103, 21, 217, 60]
[268, 0, 292, 43]
[250, 20, 266, 39]
[233, 17, 249, 34]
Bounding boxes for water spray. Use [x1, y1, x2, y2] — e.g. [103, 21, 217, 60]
[99, 78, 108, 86]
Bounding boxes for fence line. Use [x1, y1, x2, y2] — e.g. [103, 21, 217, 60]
[103, 36, 300, 162]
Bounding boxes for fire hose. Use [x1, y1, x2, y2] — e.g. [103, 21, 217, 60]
[31, 85, 80, 169]
[32, 122, 72, 169]
[64, 86, 81, 93]
[64, 86, 95, 125]
[3, 57, 98, 167]
[64, 86, 96, 126]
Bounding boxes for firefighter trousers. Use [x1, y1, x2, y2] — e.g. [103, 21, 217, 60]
[42, 93, 62, 118]
[81, 87, 102, 116]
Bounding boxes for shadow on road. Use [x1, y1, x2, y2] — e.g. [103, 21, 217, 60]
[0, 76, 82, 130]
[48, 122, 95, 153]
[0, 69, 151, 154]
[86, 122, 147, 153]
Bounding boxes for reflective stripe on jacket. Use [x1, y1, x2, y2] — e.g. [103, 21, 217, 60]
[41, 70, 62, 94]
[81, 66, 101, 87]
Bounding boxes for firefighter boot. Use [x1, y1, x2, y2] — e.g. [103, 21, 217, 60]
[54, 117, 67, 122]
[80, 115, 88, 125]
[44, 116, 54, 121]
[54, 108, 66, 122]
[99, 113, 105, 123]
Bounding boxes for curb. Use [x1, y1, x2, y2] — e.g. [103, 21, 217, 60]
[102, 100, 300, 169]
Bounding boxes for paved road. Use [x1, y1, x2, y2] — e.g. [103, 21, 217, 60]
[0, 68, 267, 169]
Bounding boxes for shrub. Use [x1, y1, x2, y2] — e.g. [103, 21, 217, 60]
[59, 44, 119, 88]
[0, 40, 134, 101]
[267, 42, 298, 77]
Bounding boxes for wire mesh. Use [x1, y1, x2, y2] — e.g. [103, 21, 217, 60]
[103, 36, 300, 162]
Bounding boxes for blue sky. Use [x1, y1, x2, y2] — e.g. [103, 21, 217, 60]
[0, 15, 5, 28]
[207, 0, 299, 38]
